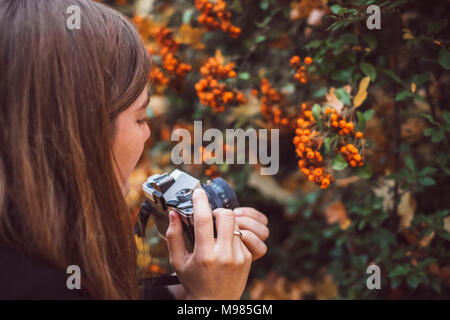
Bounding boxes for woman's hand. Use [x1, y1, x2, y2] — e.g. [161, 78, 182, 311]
[233, 207, 269, 261]
[165, 188, 252, 300]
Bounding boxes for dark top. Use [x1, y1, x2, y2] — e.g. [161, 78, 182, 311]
[0, 245, 175, 300]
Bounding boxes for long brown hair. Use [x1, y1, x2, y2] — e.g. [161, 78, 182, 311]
[0, 0, 150, 299]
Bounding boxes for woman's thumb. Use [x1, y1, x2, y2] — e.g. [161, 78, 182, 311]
[165, 211, 187, 268]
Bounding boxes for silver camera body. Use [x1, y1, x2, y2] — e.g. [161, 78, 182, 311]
[141, 169, 239, 252]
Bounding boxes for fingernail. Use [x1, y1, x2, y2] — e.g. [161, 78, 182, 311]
[193, 188, 203, 197]
[234, 208, 243, 216]
[169, 211, 175, 223]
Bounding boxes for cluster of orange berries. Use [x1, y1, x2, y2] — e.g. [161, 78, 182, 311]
[150, 27, 192, 85]
[259, 78, 292, 126]
[325, 107, 364, 138]
[340, 144, 364, 167]
[149, 67, 169, 86]
[290, 56, 312, 84]
[324, 107, 365, 169]
[195, 57, 246, 112]
[293, 104, 332, 189]
[195, 0, 241, 38]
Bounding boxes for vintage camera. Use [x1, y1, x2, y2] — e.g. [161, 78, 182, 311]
[137, 169, 239, 252]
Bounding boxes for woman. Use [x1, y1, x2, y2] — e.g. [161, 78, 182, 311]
[0, 0, 269, 299]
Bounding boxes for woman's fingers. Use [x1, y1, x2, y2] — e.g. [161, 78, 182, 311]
[240, 230, 267, 261]
[236, 216, 270, 241]
[213, 208, 236, 257]
[192, 188, 215, 254]
[234, 207, 268, 226]
[165, 211, 188, 269]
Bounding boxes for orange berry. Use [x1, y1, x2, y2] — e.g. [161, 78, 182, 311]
[355, 132, 364, 138]
[350, 160, 357, 167]
[353, 154, 362, 162]
[314, 168, 323, 176]
[304, 57, 312, 65]
[290, 56, 300, 66]
[340, 146, 347, 153]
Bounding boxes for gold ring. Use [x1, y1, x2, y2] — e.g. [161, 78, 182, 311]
[233, 230, 243, 238]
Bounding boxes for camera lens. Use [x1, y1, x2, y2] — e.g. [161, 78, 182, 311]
[202, 177, 239, 210]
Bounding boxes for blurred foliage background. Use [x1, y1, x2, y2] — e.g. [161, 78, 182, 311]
[97, 0, 449, 299]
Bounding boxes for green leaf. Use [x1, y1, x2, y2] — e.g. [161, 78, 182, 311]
[385, 0, 408, 9]
[313, 87, 328, 98]
[254, 35, 266, 43]
[356, 163, 372, 179]
[281, 83, 295, 94]
[395, 91, 415, 101]
[331, 69, 352, 82]
[324, 135, 338, 154]
[438, 47, 450, 70]
[332, 153, 348, 171]
[330, 4, 343, 14]
[389, 265, 410, 277]
[231, 0, 244, 13]
[417, 258, 437, 269]
[312, 104, 321, 120]
[411, 73, 430, 87]
[404, 156, 415, 172]
[305, 40, 322, 49]
[420, 113, 436, 124]
[423, 127, 434, 137]
[357, 111, 366, 131]
[443, 111, 450, 123]
[238, 72, 250, 80]
[380, 68, 403, 85]
[431, 130, 445, 143]
[419, 176, 436, 186]
[255, 16, 272, 28]
[431, 277, 441, 293]
[419, 166, 437, 176]
[391, 276, 402, 289]
[407, 273, 423, 289]
[360, 62, 376, 81]
[182, 9, 194, 24]
[335, 88, 351, 105]
[363, 109, 375, 122]
[260, 0, 269, 10]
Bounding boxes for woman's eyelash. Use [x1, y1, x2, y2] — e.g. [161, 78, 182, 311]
[137, 118, 149, 125]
